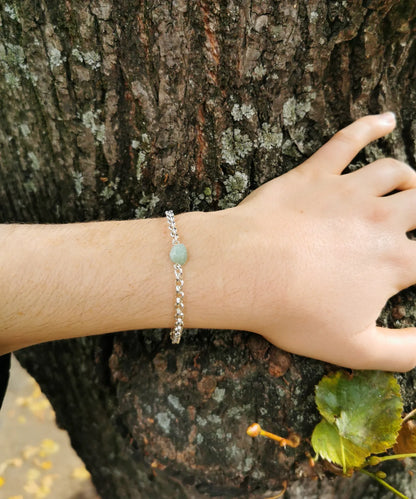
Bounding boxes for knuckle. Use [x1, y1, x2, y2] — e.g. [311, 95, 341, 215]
[398, 161, 416, 178]
[334, 118, 373, 145]
[365, 201, 391, 224]
[385, 157, 414, 173]
[333, 127, 358, 146]
[376, 157, 415, 176]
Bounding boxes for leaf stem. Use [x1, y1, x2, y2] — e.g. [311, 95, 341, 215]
[402, 408, 416, 424]
[266, 480, 287, 498]
[360, 469, 408, 499]
[378, 453, 416, 463]
[365, 453, 416, 467]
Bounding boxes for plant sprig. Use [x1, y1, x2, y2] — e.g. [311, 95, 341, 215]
[247, 370, 416, 498]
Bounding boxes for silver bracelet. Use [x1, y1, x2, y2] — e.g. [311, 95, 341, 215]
[165, 210, 188, 344]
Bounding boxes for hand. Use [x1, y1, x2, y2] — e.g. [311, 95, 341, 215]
[2, 113, 414, 369]
[234, 113, 416, 371]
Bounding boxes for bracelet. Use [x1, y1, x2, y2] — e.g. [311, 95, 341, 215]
[165, 210, 188, 344]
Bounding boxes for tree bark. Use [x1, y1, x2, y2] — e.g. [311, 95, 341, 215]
[1, 0, 416, 497]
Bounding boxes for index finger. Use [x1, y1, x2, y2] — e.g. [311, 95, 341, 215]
[299, 113, 397, 175]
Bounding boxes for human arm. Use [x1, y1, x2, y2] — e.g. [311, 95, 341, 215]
[0, 208, 250, 353]
[1, 112, 416, 371]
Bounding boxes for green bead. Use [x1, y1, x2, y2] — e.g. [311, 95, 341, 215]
[170, 243, 188, 265]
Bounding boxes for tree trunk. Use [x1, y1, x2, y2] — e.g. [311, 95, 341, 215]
[1, 0, 416, 497]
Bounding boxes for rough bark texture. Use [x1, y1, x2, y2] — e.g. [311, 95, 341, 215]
[1, 0, 416, 497]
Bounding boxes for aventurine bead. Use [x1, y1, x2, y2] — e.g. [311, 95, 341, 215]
[170, 243, 188, 265]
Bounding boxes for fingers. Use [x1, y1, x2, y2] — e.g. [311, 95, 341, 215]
[347, 159, 416, 196]
[385, 189, 416, 232]
[360, 326, 416, 372]
[395, 242, 416, 290]
[300, 113, 397, 175]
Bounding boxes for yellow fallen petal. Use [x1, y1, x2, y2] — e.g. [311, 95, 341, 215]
[8, 458, 23, 468]
[18, 415, 27, 424]
[15, 396, 28, 407]
[8, 495, 24, 499]
[0, 458, 23, 475]
[28, 399, 53, 420]
[31, 384, 42, 399]
[29, 474, 57, 499]
[0, 476, 5, 487]
[36, 488, 50, 499]
[27, 468, 41, 481]
[36, 484, 51, 499]
[30, 399, 51, 411]
[71, 466, 91, 481]
[39, 439, 59, 457]
[22, 445, 39, 460]
[36, 460, 53, 470]
[24, 480, 39, 494]
[41, 474, 55, 488]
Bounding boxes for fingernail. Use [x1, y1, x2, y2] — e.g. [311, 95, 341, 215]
[379, 111, 396, 125]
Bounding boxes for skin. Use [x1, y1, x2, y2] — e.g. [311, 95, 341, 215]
[0, 113, 415, 371]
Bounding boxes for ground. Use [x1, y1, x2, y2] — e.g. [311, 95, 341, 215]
[0, 356, 99, 499]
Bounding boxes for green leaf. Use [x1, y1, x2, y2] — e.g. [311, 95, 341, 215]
[312, 419, 369, 471]
[313, 370, 403, 469]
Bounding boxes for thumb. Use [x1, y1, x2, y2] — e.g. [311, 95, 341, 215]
[361, 326, 416, 372]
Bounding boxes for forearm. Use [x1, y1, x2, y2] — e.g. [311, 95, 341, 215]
[3, 114, 416, 372]
[0, 209, 248, 354]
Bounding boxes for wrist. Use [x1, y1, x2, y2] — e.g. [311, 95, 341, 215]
[178, 208, 256, 332]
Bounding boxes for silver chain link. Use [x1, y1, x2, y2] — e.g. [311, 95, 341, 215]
[166, 210, 185, 344]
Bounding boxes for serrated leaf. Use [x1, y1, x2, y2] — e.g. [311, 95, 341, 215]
[314, 371, 403, 465]
[312, 419, 369, 470]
